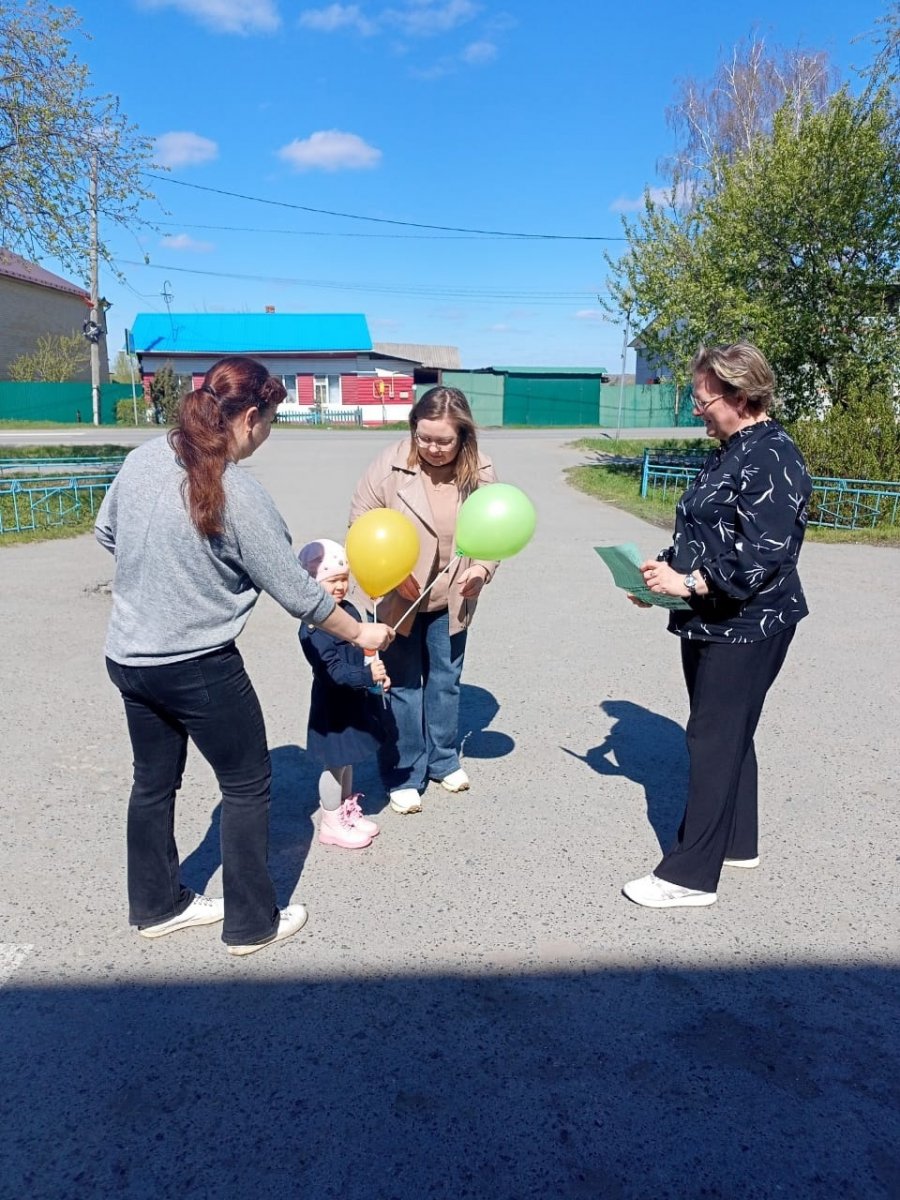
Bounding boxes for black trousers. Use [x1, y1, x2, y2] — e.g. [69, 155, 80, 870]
[106, 644, 279, 946]
[655, 626, 796, 894]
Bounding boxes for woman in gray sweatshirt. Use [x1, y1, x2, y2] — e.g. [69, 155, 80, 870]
[96, 355, 392, 956]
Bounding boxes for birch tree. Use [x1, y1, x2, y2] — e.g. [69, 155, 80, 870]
[0, 1, 155, 276]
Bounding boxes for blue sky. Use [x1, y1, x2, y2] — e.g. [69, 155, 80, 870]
[66, 0, 890, 371]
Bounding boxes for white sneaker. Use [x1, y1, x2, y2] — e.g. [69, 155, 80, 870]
[227, 904, 309, 957]
[622, 873, 717, 908]
[138, 894, 225, 938]
[438, 768, 469, 793]
[389, 788, 422, 814]
[723, 856, 760, 869]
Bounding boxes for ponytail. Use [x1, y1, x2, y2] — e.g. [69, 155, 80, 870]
[168, 356, 286, 538]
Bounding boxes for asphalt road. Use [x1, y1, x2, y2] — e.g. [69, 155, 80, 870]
[1, 429, 897, 1199]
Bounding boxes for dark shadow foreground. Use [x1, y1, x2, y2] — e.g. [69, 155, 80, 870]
[2, 963, 898, 1199]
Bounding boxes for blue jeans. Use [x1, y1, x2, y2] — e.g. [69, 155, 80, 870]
[379, 609, 467, 793]
[106, 644, 280, 946]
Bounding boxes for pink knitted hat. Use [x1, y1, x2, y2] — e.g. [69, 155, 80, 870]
[298, 539, 349, 582]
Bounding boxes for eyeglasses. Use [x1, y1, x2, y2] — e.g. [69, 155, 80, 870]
[414, 433, 458, 448]
[692, 393, 726, 413]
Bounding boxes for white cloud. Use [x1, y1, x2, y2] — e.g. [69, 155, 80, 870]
[574, 309, 605, 322]
[277, 130, 382, 171]
[383, 0, 478, 37]
[154, 131, 219, 169]
[299, 3, 376, 33]
[160, 233, 216, 252]
[610, 181, 696, 213]
[138, 0, 280, 34]
[460, 38, 496, 64]
[409, 56, 454, 80]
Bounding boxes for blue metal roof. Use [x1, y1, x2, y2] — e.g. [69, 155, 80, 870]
[131, 312, 372, 355]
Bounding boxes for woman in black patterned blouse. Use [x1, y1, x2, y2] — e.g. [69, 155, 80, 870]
[623, 342, 812, 909]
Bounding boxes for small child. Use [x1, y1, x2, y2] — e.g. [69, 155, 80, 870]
[298, 539, 390, 849]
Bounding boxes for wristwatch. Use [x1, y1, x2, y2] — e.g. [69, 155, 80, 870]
[684, 572, 699, 594]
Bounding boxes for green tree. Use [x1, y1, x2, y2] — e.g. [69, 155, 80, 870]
[607, 86, 900, 418]
[8, 330, 89, 380]
[0, 1, 156, 274]
[149, 363, 183, 424]
[110, 349, 138, 383]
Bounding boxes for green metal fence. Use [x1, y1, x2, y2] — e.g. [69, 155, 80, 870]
[600, 384, 704, 429]
[276, 408, 363, 426]
[0, 382, 139, 425]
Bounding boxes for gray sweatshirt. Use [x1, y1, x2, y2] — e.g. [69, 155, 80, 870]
[95, 435, 335, 666]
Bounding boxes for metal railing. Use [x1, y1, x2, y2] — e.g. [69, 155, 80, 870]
[639, 450, 900, 530]
[0, 469, 120, 536]
[0, 456, 128, 476]
[276, 408, 363, 426]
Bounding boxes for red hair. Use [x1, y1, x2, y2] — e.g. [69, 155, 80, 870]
[169, 356, 285, 537]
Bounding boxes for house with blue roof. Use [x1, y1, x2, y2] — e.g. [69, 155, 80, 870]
[130, 311, 429, 422]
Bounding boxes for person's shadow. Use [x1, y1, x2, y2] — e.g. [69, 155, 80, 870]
[459, 683, 515, 760]
[180, 743, 321, 906]
[562, 699, 687, 849]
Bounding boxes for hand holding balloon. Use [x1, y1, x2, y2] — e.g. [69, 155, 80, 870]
[395, 574, 422, 603]
[457, 564, 490, 599]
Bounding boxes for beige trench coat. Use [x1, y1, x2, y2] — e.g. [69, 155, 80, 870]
[348, 438, 498, 636]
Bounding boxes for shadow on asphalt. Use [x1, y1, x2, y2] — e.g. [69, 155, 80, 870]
[181, 686, 513, 903]
[562, 699, 687, 850]
[459, 682, 515, 760]
[182, 744, 343, 905]
[3, 963, 898, 1198]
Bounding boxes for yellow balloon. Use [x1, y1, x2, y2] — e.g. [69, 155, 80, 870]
[346, 508, 420, 599]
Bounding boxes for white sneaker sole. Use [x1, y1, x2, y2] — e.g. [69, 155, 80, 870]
[138, 906, 224, 938]
[622, 885, 717, 909]
[389, 797, 422, 814]
[723, 857, 760, 869]
[439, 779, 469, 793]
[227, 905, 309, 957]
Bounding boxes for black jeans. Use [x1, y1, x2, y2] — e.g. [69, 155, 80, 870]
[655, 626, 796, 894]
[106, 644, 279, 945]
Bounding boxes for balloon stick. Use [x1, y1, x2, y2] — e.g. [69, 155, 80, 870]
[371, 597, 387, 708]
[389, 559, 456, 632]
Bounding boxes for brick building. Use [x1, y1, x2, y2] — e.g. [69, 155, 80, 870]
[0, 251, 107, 382]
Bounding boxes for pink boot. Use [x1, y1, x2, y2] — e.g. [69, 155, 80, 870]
[345, 793, 380, 838]
[318, 803, 373, 849]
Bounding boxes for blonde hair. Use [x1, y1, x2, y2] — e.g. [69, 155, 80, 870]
[407, 386, 482, 495]
[690, 342, 775, 415]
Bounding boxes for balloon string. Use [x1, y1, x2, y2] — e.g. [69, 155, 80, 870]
[390, 559, 456, 632]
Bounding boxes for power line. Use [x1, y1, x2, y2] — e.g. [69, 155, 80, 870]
[144, 173, 626, 242]
[116, 258, 610, 305]
[156, 219, 527, 242]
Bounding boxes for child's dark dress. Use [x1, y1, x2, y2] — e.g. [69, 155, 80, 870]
[299, 599, 384, 767]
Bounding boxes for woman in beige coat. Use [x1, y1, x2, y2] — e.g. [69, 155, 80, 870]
[349, 386, 497, 814]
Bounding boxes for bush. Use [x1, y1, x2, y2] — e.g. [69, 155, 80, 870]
[116, 398, 138, 425]
[786, 390, 900, 481]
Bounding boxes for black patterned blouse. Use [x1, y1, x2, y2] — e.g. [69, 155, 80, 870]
[663, 420, 812, 644]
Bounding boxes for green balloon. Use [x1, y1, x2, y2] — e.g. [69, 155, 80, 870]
[455, 483, 536, 560]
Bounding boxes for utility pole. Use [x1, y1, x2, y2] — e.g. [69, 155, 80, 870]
[614, 314, 630, 451]
[89, 149, 102, 426]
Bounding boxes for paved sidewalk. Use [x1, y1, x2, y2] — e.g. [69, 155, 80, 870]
[1, 430, 898, 1199]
